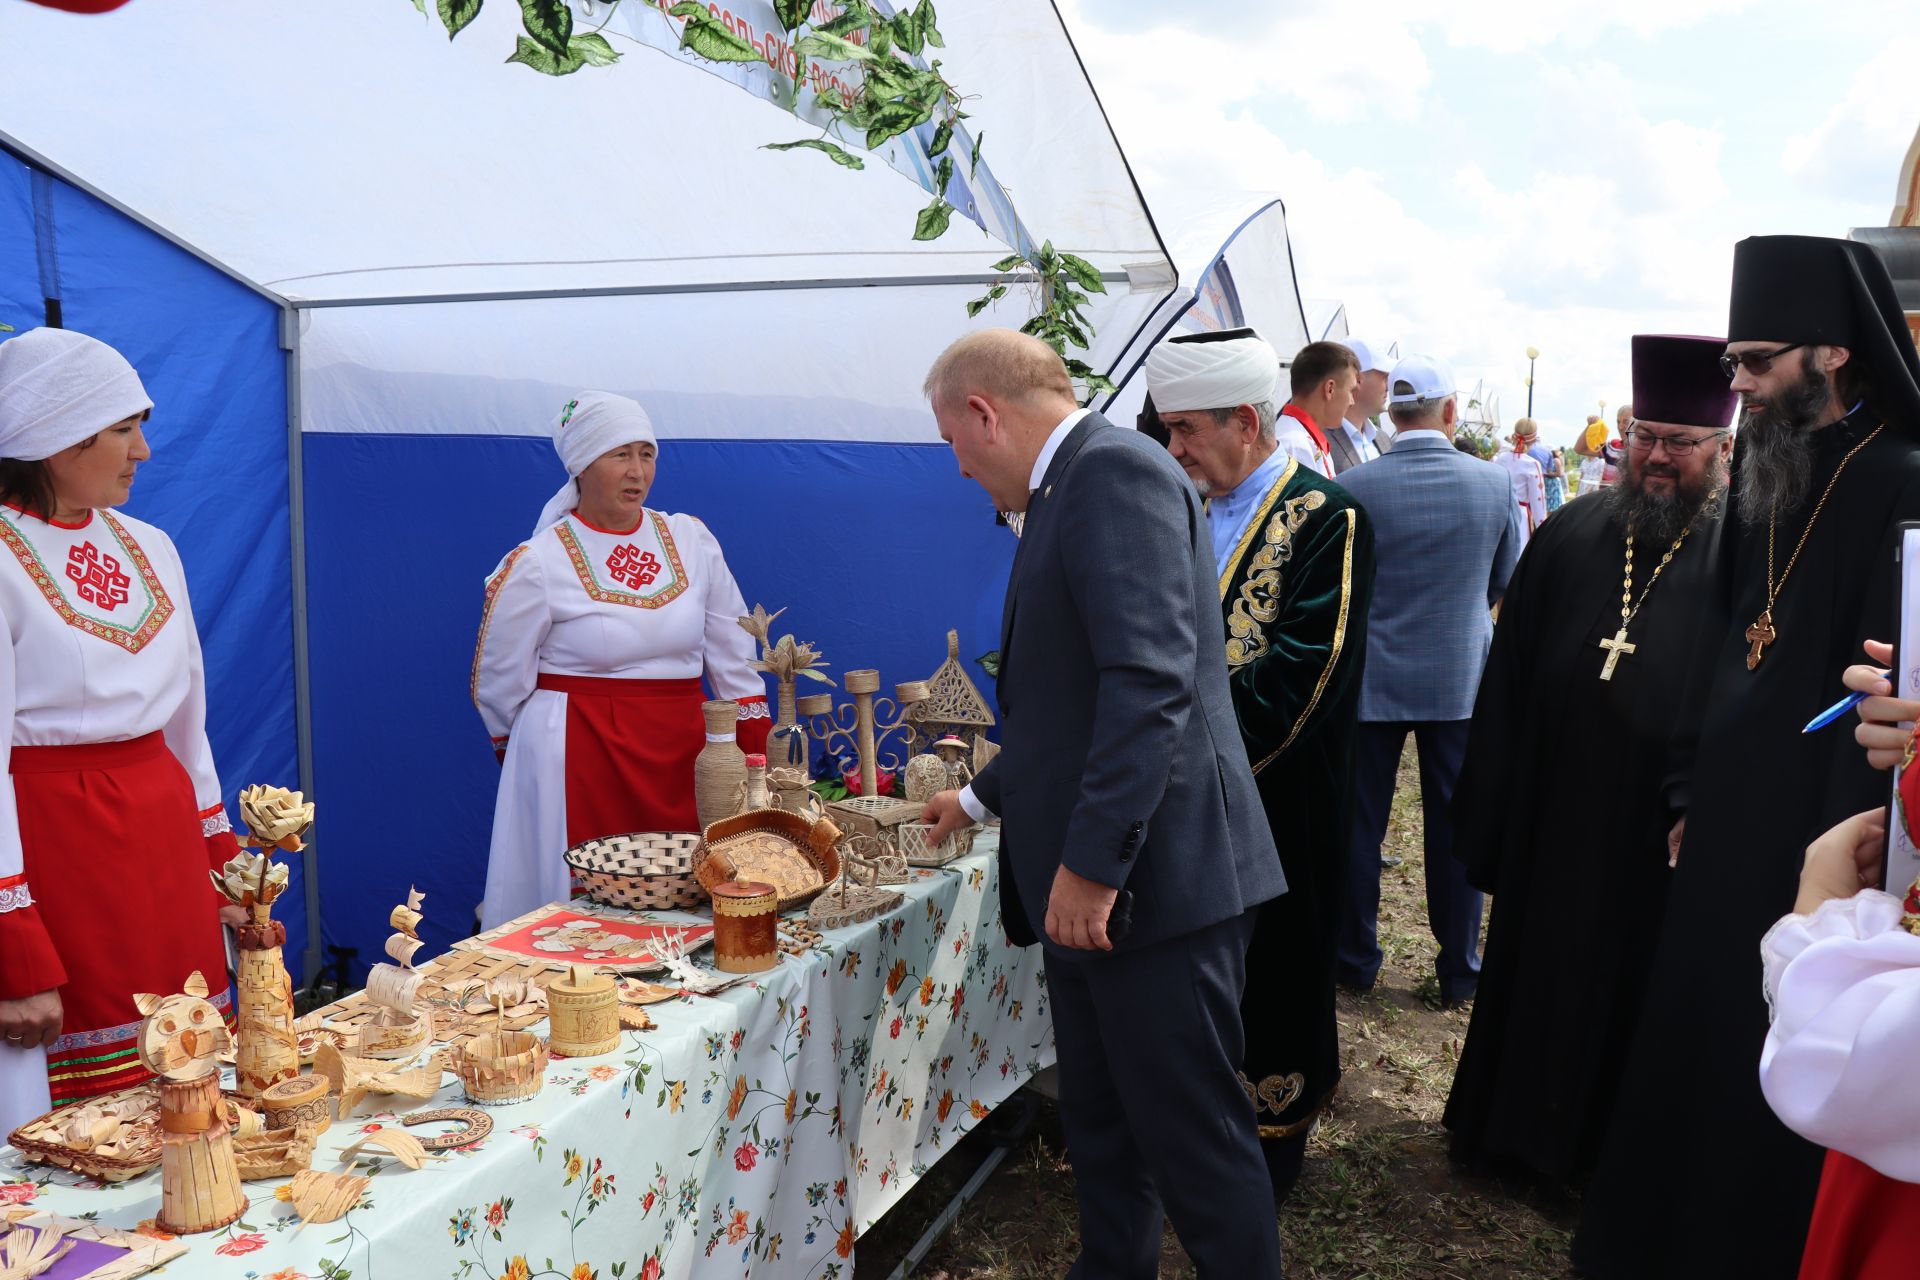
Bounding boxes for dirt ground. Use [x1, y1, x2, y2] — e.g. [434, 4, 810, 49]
[857, 750, 1581, 1279]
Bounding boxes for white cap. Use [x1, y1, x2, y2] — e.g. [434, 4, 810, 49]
[1343, 337, 1394, 375]
[1386, 354, 1457, 406]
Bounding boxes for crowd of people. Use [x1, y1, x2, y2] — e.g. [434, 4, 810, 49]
[918, 230, 1920, 1278]
[0, 229, 1916, 1279]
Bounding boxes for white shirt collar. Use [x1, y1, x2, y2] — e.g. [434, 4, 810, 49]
[1343, 415, 1377, 444]
[1030, 407, 1091, 492]
[1393, 428, 1450, 444]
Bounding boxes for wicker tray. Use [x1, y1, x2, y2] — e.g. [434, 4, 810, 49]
[564, 831, 705, 911]
[698, 808, 841, 908]
[8, 1083, 260, 1183]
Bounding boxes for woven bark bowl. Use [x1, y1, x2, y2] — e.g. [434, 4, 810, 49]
[453, 1030, 550, 1107]
[697, 808, 842, 908]
[563, 831, 706, 911]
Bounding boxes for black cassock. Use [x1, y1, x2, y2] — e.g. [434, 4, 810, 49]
[1446, 492, 1725, 1186]
[1575, 409, 1920, 1278]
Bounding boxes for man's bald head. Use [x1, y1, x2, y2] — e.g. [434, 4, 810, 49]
[923, 329, 1077, 416]
[925, 329, 1083, 516]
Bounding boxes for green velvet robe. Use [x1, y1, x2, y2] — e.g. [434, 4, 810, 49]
[1218, 458, 1376, 1139]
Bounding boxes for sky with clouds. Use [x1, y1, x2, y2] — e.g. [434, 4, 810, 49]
[1057, 0, 1920, 444]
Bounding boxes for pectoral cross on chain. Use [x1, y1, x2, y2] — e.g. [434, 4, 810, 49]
[1598, 627, 1637, 681]
[1746, 611, 1777, 671]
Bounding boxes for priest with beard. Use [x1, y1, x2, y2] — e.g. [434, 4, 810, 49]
[1444, 335, 1735, 1189]
[1575, 236, 1920, 1277]
[1138, 328, 1376, 1200]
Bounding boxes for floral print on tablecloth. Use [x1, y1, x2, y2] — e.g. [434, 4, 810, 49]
[1, 837, 1053, 1279]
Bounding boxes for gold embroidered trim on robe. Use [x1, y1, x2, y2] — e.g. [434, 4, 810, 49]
[1224, 487, 1326, 670]
[1253, 506, 1357, 775]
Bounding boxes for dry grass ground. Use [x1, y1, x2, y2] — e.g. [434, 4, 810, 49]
[857, 748, 1581, 1279]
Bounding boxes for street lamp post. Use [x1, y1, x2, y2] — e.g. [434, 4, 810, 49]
[1525, 346, 1540, 417]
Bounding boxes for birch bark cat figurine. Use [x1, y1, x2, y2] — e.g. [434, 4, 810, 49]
[133, 972, 246, 1234]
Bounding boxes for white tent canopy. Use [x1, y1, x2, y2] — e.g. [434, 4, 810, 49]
[0, 0, 1177, 974]
[1101, 191, 1310, 429]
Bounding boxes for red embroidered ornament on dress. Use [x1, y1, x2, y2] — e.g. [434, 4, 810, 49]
[1896, 724, 1920, 935]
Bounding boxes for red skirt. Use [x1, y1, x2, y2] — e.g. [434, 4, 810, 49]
[13, 733, 230, 1104]
[543, 675, 710, 844]
[1798, 1150, 1920, 1280]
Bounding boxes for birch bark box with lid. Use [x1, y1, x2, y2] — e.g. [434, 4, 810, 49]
[547, 964, 620, 1057]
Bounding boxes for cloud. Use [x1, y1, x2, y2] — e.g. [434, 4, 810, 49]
[1782, 36, 1920, 211]
[1059, 1, 1431, 123]
[1057, 0, 1752, 443]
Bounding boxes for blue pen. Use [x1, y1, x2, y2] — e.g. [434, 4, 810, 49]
[1803, 670, 1892, 733]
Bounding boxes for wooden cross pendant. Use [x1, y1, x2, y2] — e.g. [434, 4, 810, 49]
[1599, 627, 1637, 681]
[1746, 610, 1777, 671]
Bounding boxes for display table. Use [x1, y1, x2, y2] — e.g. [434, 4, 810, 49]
[0, 836, 1055, 1279]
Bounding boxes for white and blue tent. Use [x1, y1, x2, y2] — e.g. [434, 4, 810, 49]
[0, 0, 1198, 979]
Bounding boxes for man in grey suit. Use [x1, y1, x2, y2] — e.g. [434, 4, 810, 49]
[1328, 337, 1396, 473]
[922, 330, 1286, 1278]
[1334, 355, 1521, 1007]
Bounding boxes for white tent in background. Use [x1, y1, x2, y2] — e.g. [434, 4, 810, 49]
[1100, 191, 1311, 428]
[1305, 299, 1350, 342]
[0, 0, 1175, 985]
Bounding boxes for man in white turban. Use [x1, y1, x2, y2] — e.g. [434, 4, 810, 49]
[1141, 327, 1378, 1200]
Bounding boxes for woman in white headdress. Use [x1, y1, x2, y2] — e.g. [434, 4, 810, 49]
[472, 393, 768, 928]
[0, 328, 242, 1130]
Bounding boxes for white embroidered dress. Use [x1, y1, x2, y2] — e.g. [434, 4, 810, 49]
[0, 505, 233, 1127]
[473, 509, 767, 928]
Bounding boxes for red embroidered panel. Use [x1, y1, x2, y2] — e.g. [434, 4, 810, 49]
[65, 542, 132, 609]
[606, 544, 663, 589]
[555, 512, 689, 610]
[0, 511, 174, 653]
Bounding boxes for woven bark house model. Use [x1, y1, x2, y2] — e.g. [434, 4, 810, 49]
[907, 631, 995, 755]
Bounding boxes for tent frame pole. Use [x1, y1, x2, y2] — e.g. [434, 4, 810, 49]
[280, 308, 323, 988]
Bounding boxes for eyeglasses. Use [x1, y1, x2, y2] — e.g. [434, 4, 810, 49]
[1624, 427, 1728, 456]
[1718, 343, 1804, 380]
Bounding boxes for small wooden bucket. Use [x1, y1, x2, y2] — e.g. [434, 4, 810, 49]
[547, 966, 619, 1058]
[711, 881, 779, 973]
[454, 1031, 549, 1107]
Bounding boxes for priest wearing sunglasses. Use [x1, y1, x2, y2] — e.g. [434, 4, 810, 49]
[1575, 236, 1920, 1279]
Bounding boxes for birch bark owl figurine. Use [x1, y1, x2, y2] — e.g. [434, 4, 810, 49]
[134, 972, 247, 1234]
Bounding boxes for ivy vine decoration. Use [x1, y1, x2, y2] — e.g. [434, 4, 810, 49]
[415, 0, 1119, 399]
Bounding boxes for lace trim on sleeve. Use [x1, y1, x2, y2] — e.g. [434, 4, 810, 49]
[0, 874, 32, 914]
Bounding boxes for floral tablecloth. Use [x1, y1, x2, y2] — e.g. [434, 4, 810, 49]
[0, 836, 1055, 1280]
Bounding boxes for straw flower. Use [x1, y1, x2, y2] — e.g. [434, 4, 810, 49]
[238, 785, 315, 852]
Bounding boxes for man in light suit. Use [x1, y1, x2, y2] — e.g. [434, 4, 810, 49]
[1334, 355, 1521, 1007]
[1328, 337, 1396, 473]
[922, 329, 1286, 1278]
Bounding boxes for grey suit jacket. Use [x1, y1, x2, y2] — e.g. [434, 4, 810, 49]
[1328, 423, 1363, 474]
[971, 414, 1284, 953]
[1336, 432, 1521, 723]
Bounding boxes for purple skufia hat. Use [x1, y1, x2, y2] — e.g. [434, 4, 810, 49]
[1631, 334, 1738, 430]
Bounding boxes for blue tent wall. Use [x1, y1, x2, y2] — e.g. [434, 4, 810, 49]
[302, 430, 1008, 972]
[0, 154, 301, 962]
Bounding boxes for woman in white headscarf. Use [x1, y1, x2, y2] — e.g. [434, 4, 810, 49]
[0, 328, 241, 1131]
[472, 393, 768, 927]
